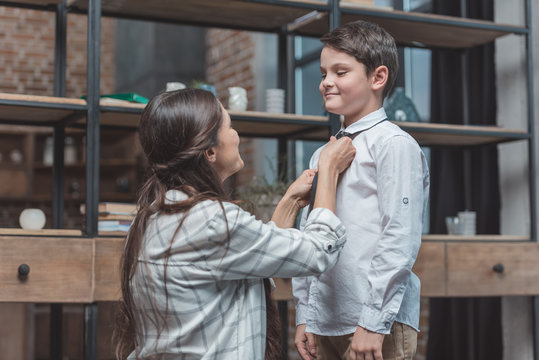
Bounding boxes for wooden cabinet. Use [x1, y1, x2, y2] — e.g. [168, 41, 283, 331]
[0, 236, 94, 303]
[446, 242, 539, 296]
[413, 238, 539, 297]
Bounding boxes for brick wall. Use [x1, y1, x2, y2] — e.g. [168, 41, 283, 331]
[0, 6, 115, 97]
[206, 28, 256, 188]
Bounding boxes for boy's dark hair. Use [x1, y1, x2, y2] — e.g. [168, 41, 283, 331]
[321, 20, 399, 99]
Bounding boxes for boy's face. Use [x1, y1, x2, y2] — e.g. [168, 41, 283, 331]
[319, 46, 380, 124]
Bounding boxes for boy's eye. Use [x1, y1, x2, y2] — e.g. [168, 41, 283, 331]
[321, 74, 327, 79]
[337, 71, 347, 76]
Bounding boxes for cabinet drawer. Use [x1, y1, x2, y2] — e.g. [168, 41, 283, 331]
[94, 237, 123, 301]
[413, 242, 446, 297]
[0, 237, 93, 302]
[446, 242, 539, 296]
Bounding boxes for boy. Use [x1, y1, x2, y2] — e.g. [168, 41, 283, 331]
[292, 20, 430, 360]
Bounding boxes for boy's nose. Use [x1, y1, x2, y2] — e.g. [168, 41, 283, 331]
[322, 78, 335, 87]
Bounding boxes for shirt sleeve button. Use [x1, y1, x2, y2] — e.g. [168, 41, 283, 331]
[327, 244, 332, 251]
[385, 322, 391, 329]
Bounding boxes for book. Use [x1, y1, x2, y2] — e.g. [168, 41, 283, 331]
[80, 202, 137, 216]
[98, 213, 135, 221]
[98, 219, 132, 232]
[81, 92, 149, 104]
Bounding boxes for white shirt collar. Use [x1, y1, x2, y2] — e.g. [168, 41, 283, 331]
[341, 107, 387, 134]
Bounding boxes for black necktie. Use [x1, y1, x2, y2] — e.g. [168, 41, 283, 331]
[307, 119, 387, 217]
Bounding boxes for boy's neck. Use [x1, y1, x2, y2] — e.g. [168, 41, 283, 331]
[343, 102, 383, 128]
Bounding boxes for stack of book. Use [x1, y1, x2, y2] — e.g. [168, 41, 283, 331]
[81, 202, 137, 233]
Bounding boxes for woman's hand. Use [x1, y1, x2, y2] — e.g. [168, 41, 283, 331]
[311, 136, 356, 214]
[318, 136, 356, 174]
[284, 169, 317, 209]
[272, 169, 316, 228]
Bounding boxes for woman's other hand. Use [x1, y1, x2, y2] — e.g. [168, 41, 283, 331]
[272, 169, 316, 228]
[284, 169, 317, 208]
[318, 136, 356, 174]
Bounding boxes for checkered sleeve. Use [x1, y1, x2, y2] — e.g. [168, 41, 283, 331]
[204, 203, 346, 280]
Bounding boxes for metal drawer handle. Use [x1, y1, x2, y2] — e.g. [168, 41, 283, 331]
[18, 264, 30, 279]
[492, 263, 504, 273]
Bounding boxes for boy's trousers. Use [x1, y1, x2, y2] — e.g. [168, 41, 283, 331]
[314, 322, 417, 360]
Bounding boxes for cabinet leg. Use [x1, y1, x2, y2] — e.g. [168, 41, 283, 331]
[50, 304, 62, 360]
[84, 303, 98, 360]
[534, 296, 539, 360]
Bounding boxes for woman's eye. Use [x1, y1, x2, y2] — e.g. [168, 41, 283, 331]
[337, 71, 347, 76]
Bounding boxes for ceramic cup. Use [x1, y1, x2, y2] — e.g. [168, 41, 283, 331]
[265, 88, 285, 113]
[458, 211, 476, 235]
[19, 208, 46, 230]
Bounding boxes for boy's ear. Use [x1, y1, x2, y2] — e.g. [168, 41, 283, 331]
[371, 65, 389, 92]
[205, 147, 217, 163]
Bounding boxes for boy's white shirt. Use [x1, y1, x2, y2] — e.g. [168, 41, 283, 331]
[292, 107, 430, 335]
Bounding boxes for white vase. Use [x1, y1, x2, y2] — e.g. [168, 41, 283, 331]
[228, 87, 248, 111]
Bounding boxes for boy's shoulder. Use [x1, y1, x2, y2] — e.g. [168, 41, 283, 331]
[375, 120, 420, 147]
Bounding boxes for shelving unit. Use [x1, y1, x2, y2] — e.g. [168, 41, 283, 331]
[0, 0, 537, 359]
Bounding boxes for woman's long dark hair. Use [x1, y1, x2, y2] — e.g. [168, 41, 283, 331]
[114, 89, 280, 359]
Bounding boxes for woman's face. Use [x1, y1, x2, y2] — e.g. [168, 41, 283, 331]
[208, 105, 244, 181]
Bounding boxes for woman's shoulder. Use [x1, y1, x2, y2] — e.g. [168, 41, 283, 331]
[164, 189, 244, 224]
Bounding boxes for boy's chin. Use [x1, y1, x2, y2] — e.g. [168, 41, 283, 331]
[324, 106, 344, 116]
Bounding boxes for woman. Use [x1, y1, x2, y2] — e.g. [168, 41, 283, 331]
[115, 88, 355, 359]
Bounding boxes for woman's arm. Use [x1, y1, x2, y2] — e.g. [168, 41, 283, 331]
[271, 137, 356, 228]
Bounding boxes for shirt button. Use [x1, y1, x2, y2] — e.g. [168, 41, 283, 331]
[327, 244, 332, 251]
[403, 197, 409, 204]
[385, 322, 391, 329]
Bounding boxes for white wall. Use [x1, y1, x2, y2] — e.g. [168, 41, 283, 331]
[496, 0, 538, 359]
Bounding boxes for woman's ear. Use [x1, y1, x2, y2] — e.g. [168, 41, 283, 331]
[205, 147, 217, 163]
[371, 65, 388, 92]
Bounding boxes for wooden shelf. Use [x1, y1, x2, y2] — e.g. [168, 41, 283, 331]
[396, 121, 529, 146]
[0, 94, 528, 145]
[33, 158, 138, 170]
[95, 100, 530, 144]
[422, 234, 530, 242]
[67, 0, 326, 32]
[0, 0, 64, 6]
[65, 0, 525, 49]
[31, 192, 135, 202]
[297, 4, 526, 48]
[94, 102, 332, 140]
[0, 228, 82, 236]
[229, 110, 330, 140]
[0, 93, 86, 126]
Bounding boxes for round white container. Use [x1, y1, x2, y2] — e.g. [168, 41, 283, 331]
[19, 208, 46, 230]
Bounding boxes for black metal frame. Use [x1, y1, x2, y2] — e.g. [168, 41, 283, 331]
[0, 0, 536, 359]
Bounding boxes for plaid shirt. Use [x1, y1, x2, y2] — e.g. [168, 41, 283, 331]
[128, 190, 346, 359]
